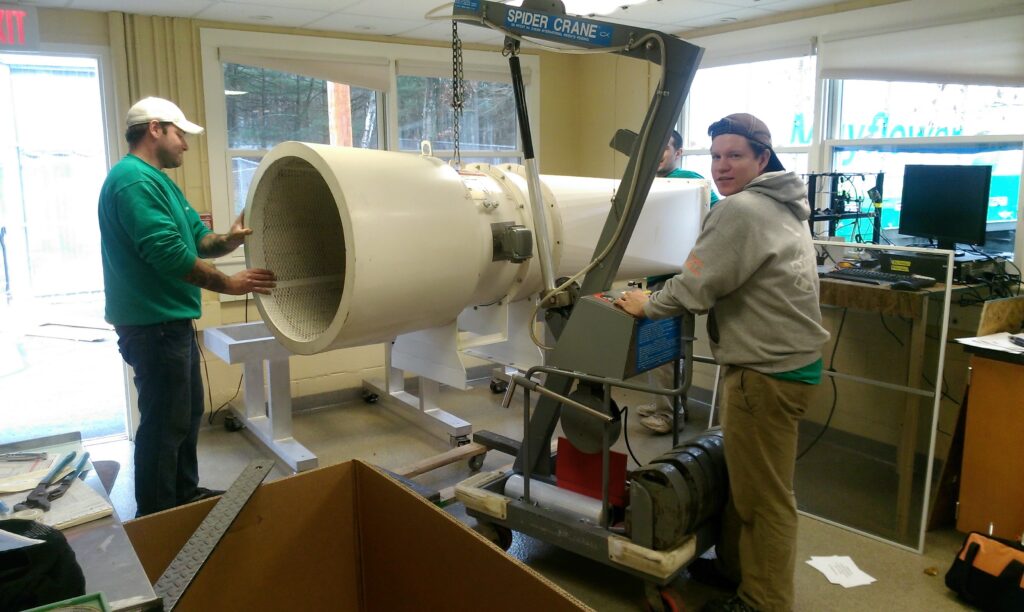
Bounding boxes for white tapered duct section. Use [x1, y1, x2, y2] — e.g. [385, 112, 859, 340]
[246, 142, 706, 355]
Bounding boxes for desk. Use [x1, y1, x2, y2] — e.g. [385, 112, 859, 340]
[818, 279, 951, 542]
[957, 296, 1024, 540]
[0, 433, 159, 611]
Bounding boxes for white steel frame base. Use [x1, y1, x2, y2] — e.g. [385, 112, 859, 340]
[203, 324, 318, 473]
[233, 358, 318, 473]
[363, 342, 472, 447]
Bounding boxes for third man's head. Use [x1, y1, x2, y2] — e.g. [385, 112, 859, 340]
[657, 129, 684, 177]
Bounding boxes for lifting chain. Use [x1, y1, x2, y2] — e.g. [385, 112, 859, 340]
[451, 19, 466, 169]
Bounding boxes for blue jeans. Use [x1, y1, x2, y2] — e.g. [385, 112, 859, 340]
[115, 320, 203, 517]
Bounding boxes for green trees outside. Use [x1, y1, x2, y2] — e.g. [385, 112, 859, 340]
[223, 63, 376, 149]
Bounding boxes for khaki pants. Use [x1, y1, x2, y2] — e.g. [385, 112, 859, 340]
[717, 367, 812, 612]
[645, 361, 680, 415]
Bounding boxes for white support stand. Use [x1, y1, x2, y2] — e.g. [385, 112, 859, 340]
[204, 323, 318, 472]
[363, 339, 472, 448]
[461, 299, 545, 373]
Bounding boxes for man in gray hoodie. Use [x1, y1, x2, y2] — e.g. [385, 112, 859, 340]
[617, 113, 829, 612]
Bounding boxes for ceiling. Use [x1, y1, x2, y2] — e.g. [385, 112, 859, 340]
[10, 0, 874, 45]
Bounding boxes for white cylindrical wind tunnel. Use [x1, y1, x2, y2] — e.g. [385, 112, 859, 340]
[246, 142, 706, 355]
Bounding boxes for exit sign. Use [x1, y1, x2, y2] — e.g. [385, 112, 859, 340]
[0, 4, 39, 50]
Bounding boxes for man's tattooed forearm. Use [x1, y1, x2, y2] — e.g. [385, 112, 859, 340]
[197, 234, 233, 258]
[184, 264, 228, 292]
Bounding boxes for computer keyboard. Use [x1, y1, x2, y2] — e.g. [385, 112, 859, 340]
[819, 268, 937, 289]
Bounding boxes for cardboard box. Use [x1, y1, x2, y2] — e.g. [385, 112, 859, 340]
[124, 460, 588, 611]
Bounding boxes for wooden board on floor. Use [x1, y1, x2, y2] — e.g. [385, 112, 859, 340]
[393, 443, 486, 478]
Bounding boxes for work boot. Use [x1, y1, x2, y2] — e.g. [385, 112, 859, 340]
[687, 557, 740, 591]
[639, 412, 685, 434]
[187, 487, 225, 503]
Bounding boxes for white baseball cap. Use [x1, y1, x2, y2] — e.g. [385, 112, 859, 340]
[126, 97, 204, 134]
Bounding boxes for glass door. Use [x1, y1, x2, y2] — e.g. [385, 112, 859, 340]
[0, 52, 127, 444]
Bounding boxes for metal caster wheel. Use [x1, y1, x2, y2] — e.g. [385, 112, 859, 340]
[468, 452, 486, 472]
[644, 584, 685, 612]
[361, 389, 379, 404]
[224, 414, 244, 432]
[475, 521, 514, 551]
[489, 378, 508, 394]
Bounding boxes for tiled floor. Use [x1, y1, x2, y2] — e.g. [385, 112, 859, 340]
[83, 380, 971, 611]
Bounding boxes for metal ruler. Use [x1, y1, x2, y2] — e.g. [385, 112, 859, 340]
[153, 459, 275, 610]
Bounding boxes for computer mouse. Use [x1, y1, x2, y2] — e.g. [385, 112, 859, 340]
[890, 281, 917, 291]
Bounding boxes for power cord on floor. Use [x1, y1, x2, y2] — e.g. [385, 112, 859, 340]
[620, 405, 643, 468]
[199, 296, 250, 426]
[797, 307, 847, 461]
[922, 372, 962, 407]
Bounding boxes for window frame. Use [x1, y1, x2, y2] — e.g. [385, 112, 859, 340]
[199, 28, 539, 278]
[821, 77, 1024, 254]
[680, 54, 818, 177]
[680, 57, 1024, 259]
[219, 70, 386, 220]
[394, 61, 526, 165]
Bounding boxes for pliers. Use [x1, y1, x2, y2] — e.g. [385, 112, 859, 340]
[14, 451, 91, 512]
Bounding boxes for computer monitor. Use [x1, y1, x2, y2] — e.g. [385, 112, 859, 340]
[898, 164, 992, 251]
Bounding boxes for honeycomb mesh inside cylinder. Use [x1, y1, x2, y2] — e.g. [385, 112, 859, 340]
[254, 156, 345, 344]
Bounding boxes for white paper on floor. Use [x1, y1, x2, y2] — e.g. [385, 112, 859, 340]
[806, 555, 876, 588]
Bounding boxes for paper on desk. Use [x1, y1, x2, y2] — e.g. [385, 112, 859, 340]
[0, 477, 113, 531]
[0, 463, 75, 494]
[955, 332, 1024, 355]
[0, 528, 44, 553]
[806, 555, 876, 588]
[0, 454, 56, 480]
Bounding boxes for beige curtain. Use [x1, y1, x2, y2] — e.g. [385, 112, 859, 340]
[108, 12, 211, 214]
[819, 12, 1024, 87]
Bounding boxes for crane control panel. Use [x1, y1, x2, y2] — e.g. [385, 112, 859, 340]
[549, 291, 681, 380]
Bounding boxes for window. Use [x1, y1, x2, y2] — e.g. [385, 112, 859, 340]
[396, 75, 518, 164]
[681, 55, 817, 182]
[222, 62, 380, 218]
[836, 81, 1024, 140]
[829, 79, 1024, 256]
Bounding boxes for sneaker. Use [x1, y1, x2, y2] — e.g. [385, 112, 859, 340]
[188, 487, 225, 503]
[701, 595, 760, 612]
[639, 412, 685, 434]
[687, 557, 739, 591]
[635, 403, 657, 418]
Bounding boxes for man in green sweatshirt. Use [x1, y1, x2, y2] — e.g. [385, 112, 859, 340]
[98, 97, 276, 517]
[617, 114, 829, 612]
[658, 128, 720, 205]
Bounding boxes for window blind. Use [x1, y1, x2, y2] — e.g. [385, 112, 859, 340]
[819, 12, 1024, 87]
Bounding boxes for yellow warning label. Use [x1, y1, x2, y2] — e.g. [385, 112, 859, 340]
[890, 259, 911, 273]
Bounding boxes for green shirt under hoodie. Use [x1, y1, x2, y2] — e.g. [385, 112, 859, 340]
[98, 154, 211, 325]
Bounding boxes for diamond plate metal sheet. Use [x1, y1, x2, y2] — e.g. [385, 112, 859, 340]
[153, 458, 275, 610]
